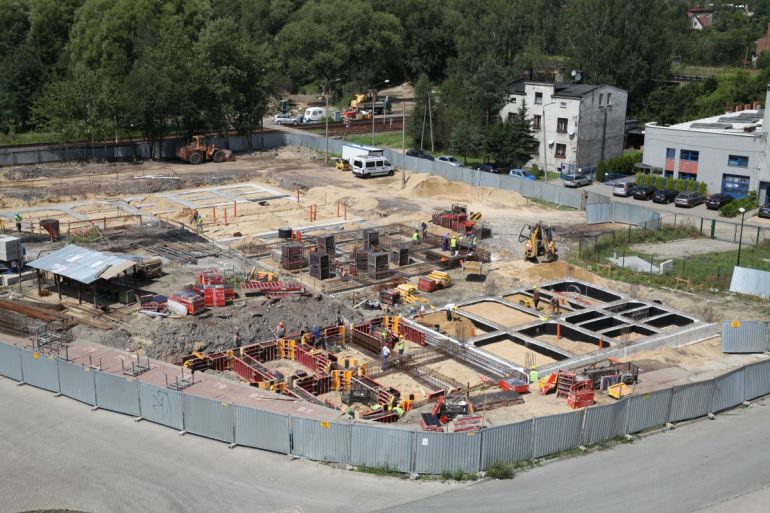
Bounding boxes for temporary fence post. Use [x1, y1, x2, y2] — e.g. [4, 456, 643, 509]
[711, 220, 716, 239]
[622, 250, 625, 267]
[410, 431, 417, 474]
[627, 224, 631, 242]
[595, 235, 599, 262]
[612, 231, 616, 247]
[674, 214, 677, 227]
[224, 209, 228, 226]
[579, 239, 583, 259]
[288, 414, 294, 457]
[212, 207, 216, 223]
[756, 226, 761, 247]
[477, 428, 485, 472]
[700, 218, 703, 236]
[233, 201, 237, 218]
[733, 224, 737, 242]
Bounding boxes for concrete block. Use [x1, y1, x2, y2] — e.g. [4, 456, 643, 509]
[1, 270, 35, 287]
[659, 260, 674, 274]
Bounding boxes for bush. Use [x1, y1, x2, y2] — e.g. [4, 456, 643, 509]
[654, 176, 664, 189]
[675, 179, 685, 192]
[665, 176, 674, 190]
[528, 164, 542, 178]
[686, 179, 696, 192]
[605, 152, 642, 175]
[596, 161, 607, 182]
[486, 461, 515, 480]
[697, 182, 708, 195]
[720, 191, 758, 217]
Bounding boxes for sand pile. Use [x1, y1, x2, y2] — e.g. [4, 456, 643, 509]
[493, 260, 600, 285]
[408, 175, 527, 207]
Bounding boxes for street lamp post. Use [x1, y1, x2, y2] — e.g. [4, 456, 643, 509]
[737, 207, 746, 267]
[541, 101, 556, 184]
[323, 78, 341, 166]
[371, 79, 390, 145]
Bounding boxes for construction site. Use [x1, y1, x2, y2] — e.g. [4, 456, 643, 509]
[1, 141, 768, 438]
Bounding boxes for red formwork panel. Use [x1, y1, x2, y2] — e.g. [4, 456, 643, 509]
[400, 323, 426, 347]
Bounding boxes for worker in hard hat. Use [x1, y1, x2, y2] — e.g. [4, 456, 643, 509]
[15, 213, 22, 233]
[396, 335, 406, 364]
[275, 321, 286, 339]
[412, 229, 420, 244]
[529, 366, 539, 385]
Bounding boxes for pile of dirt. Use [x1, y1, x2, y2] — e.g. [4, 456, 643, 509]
[493, 260, 601, 286]
[71, 295, 368, 361]
[275, 145, 320, 160]
[407, 175, 527, 207]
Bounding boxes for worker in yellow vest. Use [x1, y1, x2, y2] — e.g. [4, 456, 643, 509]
[449, 235, 458, 256]
[396, 337, 406, 364]
[529, 366, 539, 384]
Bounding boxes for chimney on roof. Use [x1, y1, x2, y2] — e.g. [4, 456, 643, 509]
[736, 105, 742, 112]
[523, 67, 532, 81]
[745, 103, 752, 110]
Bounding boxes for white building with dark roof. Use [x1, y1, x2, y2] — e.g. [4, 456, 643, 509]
[642, 88, 770, 202]
[500, 80, 628, 174]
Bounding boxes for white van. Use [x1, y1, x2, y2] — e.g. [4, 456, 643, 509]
[351, 155, 395, 178]
[303, 107, 327, 123]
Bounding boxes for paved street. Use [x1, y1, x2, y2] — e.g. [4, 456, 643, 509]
[387, 399, 770, 513]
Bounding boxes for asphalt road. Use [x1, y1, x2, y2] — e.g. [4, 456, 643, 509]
[387, 399, 770, 513]
[2, 376, 769, 513]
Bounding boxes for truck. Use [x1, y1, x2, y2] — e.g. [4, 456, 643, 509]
[350, 93, 392, 115]
[341, 143, 385, 166]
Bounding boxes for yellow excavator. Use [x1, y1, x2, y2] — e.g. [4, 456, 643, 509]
[519, 222, 558, 263]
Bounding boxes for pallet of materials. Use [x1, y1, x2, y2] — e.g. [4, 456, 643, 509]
[469, 390, 525, 410]
[448, 414, 484, 432]
[197, 269, 224, 285]
[426, 270, 451, 288]
[498, 377, 530, 394]
[169, 291, 205, 315]
[420, 412, 443, 432]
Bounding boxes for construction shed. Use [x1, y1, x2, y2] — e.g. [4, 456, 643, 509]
[27, 245, 145, 306]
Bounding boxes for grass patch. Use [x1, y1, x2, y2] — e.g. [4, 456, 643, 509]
[486, 461, 516, 479]
[0, 132, 62, 146]
[357, 465, 406, 478]
[528, 197, 578, 211]
[344, 132, 414, 149]
[439, 470, 479, 481]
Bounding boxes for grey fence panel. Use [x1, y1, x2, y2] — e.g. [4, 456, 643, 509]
[0, 342, 22, 381]
[480, 419, 533, 469]
[721, 321, 769, 353]
[414, 431, 482, 474]
[138, 382, 183, 430]
[669, 380, 715, 423]
[730, 266, 770, 299]
[586, 203, 613, 224]
[183, 394, 234, 443]
[95, 372, 140, 416]
[560, 188, 583, 209]
[582, 400, 629, 445]
[291, 416, 351, 463]
[743, 360, 770, 400]
[57, 360, 96, 405]
[351, 424, 412, 472]
[234, 406, 290, 454]
[626, 388, 673, 434]
[19, 350, 59, 392]
[532, 411, 584, 458]
[586, 191, 611, 205]
[711, 368, 745, 413]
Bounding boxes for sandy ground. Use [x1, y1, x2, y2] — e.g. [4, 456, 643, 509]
[535, 334, 600, 356]
[460, 301, 539, 327]
[414, 311, 481, 340]
[630, 237, 739, 258]
[476, 339, 557, 367]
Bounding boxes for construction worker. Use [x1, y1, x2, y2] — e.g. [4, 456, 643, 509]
[196, 214, 204, 234]
[393, 405, 405, 417]
[420, 221, 428, 240]
[14, 213, 22, 233]
[412, 229, 420, 243]
[191, 209, 199, 224]
[532, 288, 541, 310]
[441, 233, 450, 251]
[380, 343, 390, 372]
[233, 328, 242, 349]
[550, 296, 561, 314]
[529, 366, 539, 385]
[311, 325, 322, 348]
[275, 321, 286, 339]
[380, 329, 389, 345]
[396, 336, 405, 364]
[445, 303, 456, 322]
[449, 235, 458, 256]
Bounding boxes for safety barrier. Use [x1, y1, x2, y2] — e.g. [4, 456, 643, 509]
[1, 341, 769, 475]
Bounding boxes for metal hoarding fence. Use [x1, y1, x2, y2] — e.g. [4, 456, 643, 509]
[586, 203, 613, 224]
[183, 394, 234, 443]
[581, 399, 629, 446]
[95, 371, 140, 416]
[669, 380, 716, 423]
[480, 419, 534, 469]
[57, 360, 96, 406]
[743, 360, 770, 401]
[19, 349, 60, 392]
[234, 405, 290, 454]
[625, 388, 673, 434]
[721, 321, 769, 353]
[351, 424, 413, 473]
[414, 431, 482, 474]
[0, 342, 22, 381]
[711, 368, 745, 413]
[729, 266, 770, 299]
[291, 416, 351, 463]
[532, 410, 584, 458]
[138, 382, 184, 430]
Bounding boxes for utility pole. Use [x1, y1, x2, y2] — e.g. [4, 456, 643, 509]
[402, 98, 406, 189]
[428, 92, 434, 153]
[325, 84, 330, 166]
[542, 106, 548, 184]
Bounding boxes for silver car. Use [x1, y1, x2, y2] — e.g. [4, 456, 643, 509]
[437, 155, 462, 167]
[272, 113, 299, 125]
[563, 174, 592, 188]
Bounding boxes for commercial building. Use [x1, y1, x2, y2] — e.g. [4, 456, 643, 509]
[642, 86, 770, 203]
[500, 80, 628, 174]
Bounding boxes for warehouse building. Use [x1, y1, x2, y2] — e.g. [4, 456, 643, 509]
[642, 86, 770, 204]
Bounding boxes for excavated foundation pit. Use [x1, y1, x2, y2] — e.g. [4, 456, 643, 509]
[474, 334, 566, 367]
[460, 301, 539, 328]
[645, 313, 695, 330]
[538, 280, 622, 307]
[415, 311, 493, 341]
[518, 322, 608, 355]
[603, 325, 657, 341]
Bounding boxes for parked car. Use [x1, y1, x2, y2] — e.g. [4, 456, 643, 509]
[562, 174, 592, 188]
[509, 168, 537, 180]
[674, 191, 705, 208]
[613, 181, 636, 197]
[474, 163, 498, 173]
[759, 202, 770, 219]
[705, 193, 735, 210]
[632, 185, 657, 200]
[272, 113, 299, 125]
[406, 148, 435, 161]
[652, 189, 678, 204]
[437, 155, 462, 167]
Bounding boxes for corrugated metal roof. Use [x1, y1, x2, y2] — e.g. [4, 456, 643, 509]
[27, 245, 137, 284]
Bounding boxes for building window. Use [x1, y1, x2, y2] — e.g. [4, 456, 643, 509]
[507, 112, 515, 122]
[560, 101, 567, 108]
[535, 92, 543, 105]
[554, 144, 566, 158]
[533, 115, 541, 130]
[678, 172, 697, 180]
[666, 148, 675, 159]
[722, 174, 751, 198]
[556, 118, 568, 133]
[606, 92, 612, 105]
[728, 155, 749, 167]
[599, 93, 603, 106]
[680, 149, 699, 161]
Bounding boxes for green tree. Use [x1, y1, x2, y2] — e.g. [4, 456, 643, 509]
[654, 175, 664, 189]
[449, 121, 482, 164]
[484, 103, 538, 167]
[665, 176, 674, 190]
[675, 178, 685, 192]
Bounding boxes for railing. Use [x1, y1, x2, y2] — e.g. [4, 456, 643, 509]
[1, 338, 767, 475]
